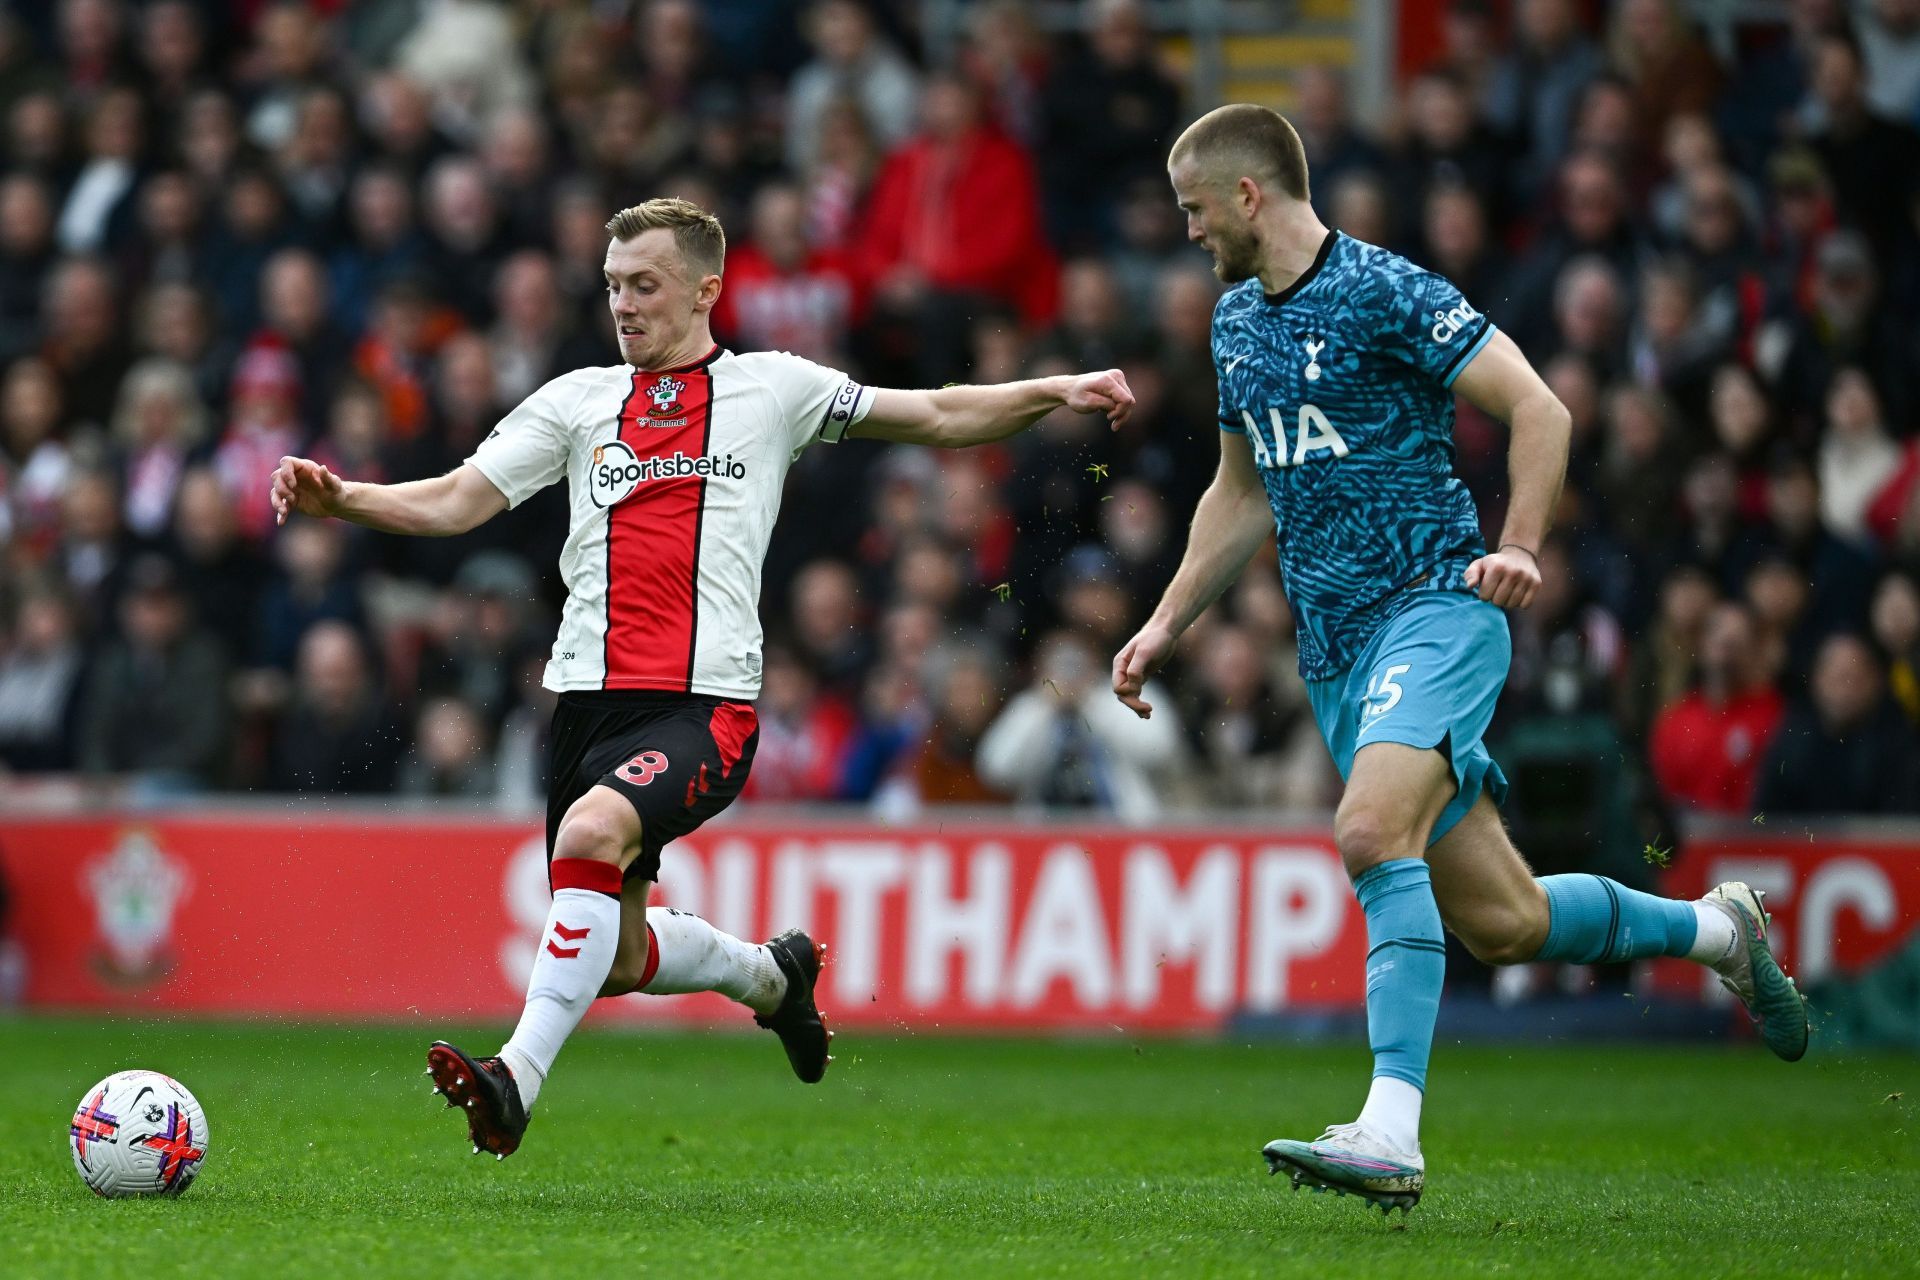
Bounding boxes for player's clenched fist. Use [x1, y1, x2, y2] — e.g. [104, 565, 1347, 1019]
[269, 455, 346, 526]
[1463, 544, 1542, 610]
[1063, 368, 1137, 427]
[1111, 621, 1176, 718]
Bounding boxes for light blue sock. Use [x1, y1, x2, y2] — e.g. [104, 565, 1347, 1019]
[1536, 874, 1698, 964]
[1354, 859, 1446, 1091]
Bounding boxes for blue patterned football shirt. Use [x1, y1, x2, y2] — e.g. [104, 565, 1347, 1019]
[1214, 230, 1496, 681]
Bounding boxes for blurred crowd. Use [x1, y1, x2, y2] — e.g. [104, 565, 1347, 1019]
[0, 0, 1918, 846]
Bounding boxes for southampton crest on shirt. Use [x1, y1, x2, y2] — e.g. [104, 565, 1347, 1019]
[647, 375, 685, 418]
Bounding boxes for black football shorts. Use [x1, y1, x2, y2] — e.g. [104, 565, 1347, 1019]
[545, 689, 760, 884]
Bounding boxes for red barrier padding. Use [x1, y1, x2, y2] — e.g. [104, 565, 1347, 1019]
[2, 816, 1912, 1027]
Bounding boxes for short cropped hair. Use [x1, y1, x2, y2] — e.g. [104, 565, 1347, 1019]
[1168, 104, 1310, 202]
[605, 197, 727, 278]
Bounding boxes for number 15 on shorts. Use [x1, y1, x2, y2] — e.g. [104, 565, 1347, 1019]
[1363, 664, 1410, 722]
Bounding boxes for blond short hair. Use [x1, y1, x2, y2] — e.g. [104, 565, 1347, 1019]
[605, 197, 727, 278]
[112, 358, 209, 449]
[1168, 104, 1310, 202]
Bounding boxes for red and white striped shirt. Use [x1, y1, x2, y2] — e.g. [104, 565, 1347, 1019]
[466, 346, 872, 699]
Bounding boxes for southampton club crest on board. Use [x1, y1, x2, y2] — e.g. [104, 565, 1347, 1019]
[84, 829, 190, 986]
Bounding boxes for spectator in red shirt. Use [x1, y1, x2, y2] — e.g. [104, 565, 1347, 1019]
[712, 182, 861, 365]
[861, 69, 1057, 380]
[351, 279, 459, 442]
[1648, 600, 1785, 813]
[742, 645, 856, 802]
[213, 346, 303, 544]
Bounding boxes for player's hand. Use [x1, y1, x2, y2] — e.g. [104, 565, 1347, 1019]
[269, 455, 346, 526]
[1112, 621, 1176, 718]
[1063, 369, 1136, 429]
[1464, 544, 1542, 610]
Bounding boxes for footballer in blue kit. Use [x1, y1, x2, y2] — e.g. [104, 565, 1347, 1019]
[1111, 104, 1811, 1215]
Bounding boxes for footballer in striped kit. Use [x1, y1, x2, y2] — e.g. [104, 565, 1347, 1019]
[268, 197, 1134, 1160]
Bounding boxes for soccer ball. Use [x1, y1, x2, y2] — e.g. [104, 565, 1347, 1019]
[68, 1070, 210, 1198]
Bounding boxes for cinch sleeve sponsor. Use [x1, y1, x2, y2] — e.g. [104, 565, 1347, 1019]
[1377, 264, 1496, 390]
[466, 373, 578, 508]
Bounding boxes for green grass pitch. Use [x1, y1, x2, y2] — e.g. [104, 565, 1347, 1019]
[1, 1017, 1912, 1278]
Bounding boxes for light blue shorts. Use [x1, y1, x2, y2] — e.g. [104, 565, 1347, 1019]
[1306, 591, 1511, 844]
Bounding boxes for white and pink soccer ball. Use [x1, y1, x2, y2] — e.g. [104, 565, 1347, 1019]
[68, 1071, 210, 1198]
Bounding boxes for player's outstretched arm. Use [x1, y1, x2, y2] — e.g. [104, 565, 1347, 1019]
[853, 371, 1134, 448]
[269, 457, 509, 537]
[1112, 429, 1271, 719]
[1450, 331, 1572, 610]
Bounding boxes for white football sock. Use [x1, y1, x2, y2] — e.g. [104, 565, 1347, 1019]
[1357, 1075, 1423, 1155]
[1688, 900, 1741, 966]
[499, 861, 623, 1109]
[640, 907, 787, 1014]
